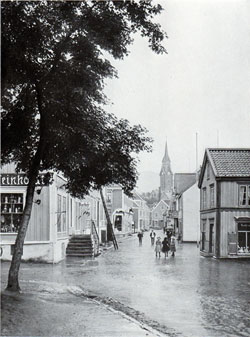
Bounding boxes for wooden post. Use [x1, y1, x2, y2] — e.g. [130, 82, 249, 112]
[99, 188, 118, 250]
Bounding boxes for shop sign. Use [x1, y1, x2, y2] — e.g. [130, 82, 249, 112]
[238, 223, 250, 231]
[0, 173, 49, 186]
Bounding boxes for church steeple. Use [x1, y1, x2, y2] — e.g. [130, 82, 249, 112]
[159, 139, 173, 200]
[162, 139, 170, 164]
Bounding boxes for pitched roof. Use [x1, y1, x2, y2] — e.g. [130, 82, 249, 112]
[174, 173, 197, 195]
[208, 149, 250, 177]
[198, 148, 250, 187]
[133, 192, 144, 201]
[152, 199, 169, 212]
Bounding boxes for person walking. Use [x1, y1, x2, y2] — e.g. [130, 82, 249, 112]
[167, 230, 172, 245]
[155, 237, 162, 258]
[150, 230, 156, 245]
[137, 231, 143, 246]
[162, 237, 170, 258]
[177, 232, 182, 244]
[170, 235, 176, 257]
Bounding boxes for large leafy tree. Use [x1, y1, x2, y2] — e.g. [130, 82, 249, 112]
[1, 1, 166, 291]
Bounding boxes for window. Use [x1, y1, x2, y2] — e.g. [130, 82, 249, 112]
[57, 195, 67, 232]
[1, 193, 24, 233]
[62, 196, 66, 232]
[207, 163, 210, 180]
[106, 190, 112, 204]
[238, 223, 250, 254]
[57, 194, 62, 232]
[210, 184, 215, 208]
[239, 185, 250, 206]
[114, 215, 122, 231]
[202, 188, 207, 209]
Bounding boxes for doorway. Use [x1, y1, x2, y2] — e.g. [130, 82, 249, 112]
[209, 223, 214, 253]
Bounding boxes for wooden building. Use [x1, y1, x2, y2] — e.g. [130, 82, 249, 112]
[132, 192, 150, 232]
[198, 149, 250, 258]
[103, 184, 134, 237]
[0, 164, 104, 262]
[150, 199, 169, 229]
[173, 173, 199, 242]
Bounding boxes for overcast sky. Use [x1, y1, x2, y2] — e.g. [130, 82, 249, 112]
[104, 0, 250, 176]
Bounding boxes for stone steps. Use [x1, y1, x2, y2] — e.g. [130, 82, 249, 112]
[66, 235, 94, 257]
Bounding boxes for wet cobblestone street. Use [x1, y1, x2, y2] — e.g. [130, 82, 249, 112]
[1, 231, 250, 337]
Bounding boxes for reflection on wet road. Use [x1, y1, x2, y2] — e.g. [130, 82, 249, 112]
[1, 230, 250, 337]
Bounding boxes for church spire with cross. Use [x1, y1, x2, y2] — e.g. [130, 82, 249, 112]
[159, 139, 173, 200]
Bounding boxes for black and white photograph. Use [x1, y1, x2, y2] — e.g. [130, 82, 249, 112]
[1, 1, 250, 336]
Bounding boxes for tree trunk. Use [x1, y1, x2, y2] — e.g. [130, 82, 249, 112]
[6, 166, 39, 291]
[6, 82, 45, 291]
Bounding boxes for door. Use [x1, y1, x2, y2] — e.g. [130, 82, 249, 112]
[209, 223, 214, 253]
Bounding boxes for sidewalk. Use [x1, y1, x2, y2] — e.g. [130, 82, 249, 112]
[1, 282, 161, 337]
[1, 235, 166, 337]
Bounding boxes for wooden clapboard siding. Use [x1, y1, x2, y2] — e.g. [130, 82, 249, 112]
[220, 209, 250, 257]
[26, 186, 50, 241]
[113, 189, 122, 212]
[220, 181, 239, 208]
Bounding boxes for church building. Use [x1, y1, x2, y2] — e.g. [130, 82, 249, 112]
[159, 140, 173, 202]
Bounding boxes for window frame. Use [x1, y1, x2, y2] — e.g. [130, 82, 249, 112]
[202, 187, 207, 210]
[207, 163, 210, 180]
[209, 184, 215, 208]
[239, 185, 250, 207]
[1, 191, 25, 233]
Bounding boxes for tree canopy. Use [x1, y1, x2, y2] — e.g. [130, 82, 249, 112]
[2, 1, 166, 197]
[1, 0, 167, 291]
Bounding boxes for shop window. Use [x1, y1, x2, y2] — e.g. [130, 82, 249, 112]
[1, 193, 24, 233]
[210, 184, 215, 208]
[237, 223, 250, 254]
[239, 185, 250, 206]
[114, 215, 122, 231]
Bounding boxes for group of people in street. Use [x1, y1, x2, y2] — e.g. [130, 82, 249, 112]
[154, 230, 176, 258]
[138, 229, 177, 258]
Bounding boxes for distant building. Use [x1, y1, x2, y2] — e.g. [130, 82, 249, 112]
[140, 189, 159, 207]
[174, 173, 199, 242]
[198, 148, 250, 258]
[103, 185, 134, 237]
[132, 192, 150, 232]
[159, 140, 173, 201]
[151, 199, 169, 229]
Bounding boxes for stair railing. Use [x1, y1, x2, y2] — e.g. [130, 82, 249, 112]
[91, 220, 100, 256]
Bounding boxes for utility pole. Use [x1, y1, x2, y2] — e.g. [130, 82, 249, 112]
[99, 188, 118, 250]
[196, 132, 200, 248]
[196, 132, 198, 172]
